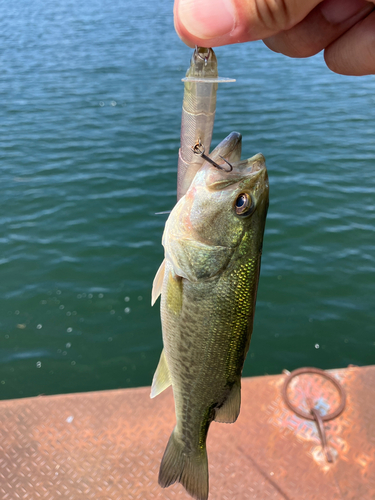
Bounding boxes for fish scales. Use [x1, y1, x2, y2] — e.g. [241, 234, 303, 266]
[162, 254, 260, 432]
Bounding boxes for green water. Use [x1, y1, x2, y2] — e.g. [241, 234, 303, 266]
[1, 0, 375, 400]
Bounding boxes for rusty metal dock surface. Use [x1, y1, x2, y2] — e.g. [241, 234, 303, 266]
[0, 365, 374, 500]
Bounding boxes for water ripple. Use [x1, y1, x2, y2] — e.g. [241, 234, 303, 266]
[1, 0, 374, 399]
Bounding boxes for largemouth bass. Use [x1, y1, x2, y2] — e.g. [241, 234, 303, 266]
[151, 134, 269, 500]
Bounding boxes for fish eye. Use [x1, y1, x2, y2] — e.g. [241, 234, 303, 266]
[234, 193, 254, 216]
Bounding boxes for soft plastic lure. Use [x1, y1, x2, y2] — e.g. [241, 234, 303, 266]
[177, 46, 235, 200]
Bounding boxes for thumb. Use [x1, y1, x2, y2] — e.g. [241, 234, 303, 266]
[174, 0, 322, 47]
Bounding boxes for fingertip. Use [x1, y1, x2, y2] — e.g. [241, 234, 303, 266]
[173, 0, 323, 49]
[174, 7, 196, 48]
[174, 0, 237, 47]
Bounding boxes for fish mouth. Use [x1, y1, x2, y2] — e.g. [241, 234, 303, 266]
[206, 152, 267, 192]
[240, 152, 266, 178]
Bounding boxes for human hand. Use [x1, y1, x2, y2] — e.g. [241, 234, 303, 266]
[174, 0, 375, 75]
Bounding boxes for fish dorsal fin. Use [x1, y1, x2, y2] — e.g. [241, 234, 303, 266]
[151, 259, 166, 306]
[214, 379, 241, 423]
[166, 238, 232, 282]
[150, 349, 172, 399]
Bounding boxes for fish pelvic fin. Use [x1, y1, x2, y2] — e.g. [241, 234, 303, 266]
[150, 349, 171, 399]
[214, 379, 241, 424]
[151, 259, 165, 306]
[159, 429, 209, 500]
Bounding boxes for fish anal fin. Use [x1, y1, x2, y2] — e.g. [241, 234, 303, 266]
[159, 429, 209, 500]
[150, 349, 171, 399]
[151, 260, 166, 306]
[214, 381, 241, 423]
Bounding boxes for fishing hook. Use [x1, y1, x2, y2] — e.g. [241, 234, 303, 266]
[192, 140, 233, 172]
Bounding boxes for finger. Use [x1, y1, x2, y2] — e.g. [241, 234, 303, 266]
[324, 10, 375, 75]
[174, 0, 323, 48]
[263, 0, 374, 58]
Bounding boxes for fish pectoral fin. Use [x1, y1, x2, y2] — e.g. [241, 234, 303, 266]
[214, 380, 241, 423]
[151, 259, 166, 306]
[168, 238, 232, 282]
[150, 349, 172, 398]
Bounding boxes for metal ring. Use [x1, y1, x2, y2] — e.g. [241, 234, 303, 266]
[282, 367, 346, 421]
[192, 140, 205, 156]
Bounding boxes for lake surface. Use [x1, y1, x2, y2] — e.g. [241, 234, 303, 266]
[1, 0, 375, 400]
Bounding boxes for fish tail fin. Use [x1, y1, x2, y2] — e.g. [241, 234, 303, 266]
[158, 429, 209, 500]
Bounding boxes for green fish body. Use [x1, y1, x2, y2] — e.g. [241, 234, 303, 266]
[151, 135, 269, 500]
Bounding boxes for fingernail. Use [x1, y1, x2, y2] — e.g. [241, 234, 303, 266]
[176, 0, 235, 40]
[321, 0, 371, 24]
